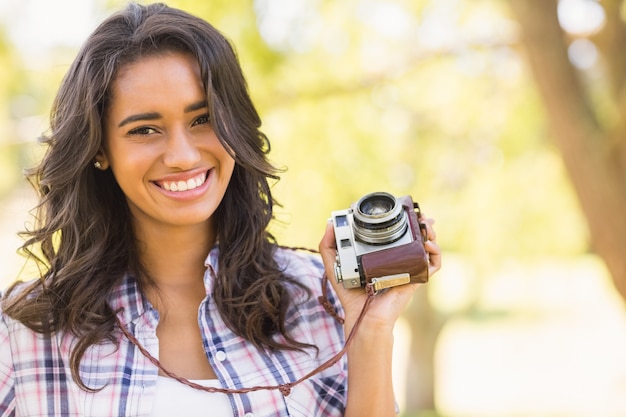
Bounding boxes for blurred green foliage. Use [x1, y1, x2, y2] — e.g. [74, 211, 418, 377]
[0, 26, 24, 198]
[1, 0, 588, 285]
[0, 1, 613, 415]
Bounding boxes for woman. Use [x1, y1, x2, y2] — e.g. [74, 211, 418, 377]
[0, 3, 440, 417]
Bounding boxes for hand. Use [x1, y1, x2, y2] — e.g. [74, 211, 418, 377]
[318, 217, 441, 333]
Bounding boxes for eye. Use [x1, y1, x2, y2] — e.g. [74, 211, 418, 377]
[128, 126, 158, 136]
[192, 114, 210, 127]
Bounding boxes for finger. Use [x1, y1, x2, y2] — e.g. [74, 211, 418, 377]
[318, 221, 355, 306]
[421, 217, 437, 242]
[318, 221, 341, 289]
[425, 240, 441, 276]
[319, 220, 337, 258]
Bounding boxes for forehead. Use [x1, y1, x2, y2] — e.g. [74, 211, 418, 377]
[114, 52, 202, 93]
[107, 52, 205, 113]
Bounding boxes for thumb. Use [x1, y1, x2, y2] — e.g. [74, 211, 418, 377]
[319, 220, 337, 271]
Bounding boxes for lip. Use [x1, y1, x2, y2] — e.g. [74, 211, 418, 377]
[151, 169, 213, 200]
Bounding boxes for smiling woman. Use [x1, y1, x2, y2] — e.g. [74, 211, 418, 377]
[0, 3, 440, 417]
[99, 52, 235, 231]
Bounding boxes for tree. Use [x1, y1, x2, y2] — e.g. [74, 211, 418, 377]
[508, 0, 626, 301]
[3, 1, 605, 415]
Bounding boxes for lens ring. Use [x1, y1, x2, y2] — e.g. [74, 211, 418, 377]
[352, 192, 408, 245]
[355, 192, 399, 222]
[359, 195, 395, 218]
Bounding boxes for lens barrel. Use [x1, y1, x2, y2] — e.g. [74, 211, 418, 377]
[352, 192, 408, 245]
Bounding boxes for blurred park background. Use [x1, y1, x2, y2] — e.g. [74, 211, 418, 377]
[2, 0, 626, 416]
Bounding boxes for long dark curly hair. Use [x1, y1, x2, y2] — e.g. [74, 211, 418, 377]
[2, 2, 310, 390]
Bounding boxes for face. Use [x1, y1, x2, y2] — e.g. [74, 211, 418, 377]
[100, 51, 235, 232]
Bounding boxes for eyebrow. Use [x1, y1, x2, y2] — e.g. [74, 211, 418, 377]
[117, 100, 209, 128]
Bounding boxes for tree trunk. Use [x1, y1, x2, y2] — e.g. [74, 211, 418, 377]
[508, 0, 626, 301]
[403, 288, 445, 413]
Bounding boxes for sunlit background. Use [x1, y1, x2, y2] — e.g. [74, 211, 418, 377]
[1, 0, 625, 416]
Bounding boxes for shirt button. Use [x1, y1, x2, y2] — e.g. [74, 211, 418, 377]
[215, 350, 227, 362]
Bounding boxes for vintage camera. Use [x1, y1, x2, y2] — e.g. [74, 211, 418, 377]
[331, 192, 429, 292]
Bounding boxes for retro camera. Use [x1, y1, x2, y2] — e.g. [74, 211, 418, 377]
[331, 192, 429, 292]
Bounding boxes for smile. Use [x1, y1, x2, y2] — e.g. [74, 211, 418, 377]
[158, 171, 207, 192]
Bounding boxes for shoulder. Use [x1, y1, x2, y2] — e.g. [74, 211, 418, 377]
[0, 279, 41, 341]
[0, 281, 39, 388]
[274, 246, 326, 295]
[0, 278, 44, 320]
[1, 279, 37, 299]
[275, 246, 325, 275]
[273, 245, 344, 323]
[0, 279, 38, 323]
[0, 294, 14, 410]
[0, 288, 12, 361]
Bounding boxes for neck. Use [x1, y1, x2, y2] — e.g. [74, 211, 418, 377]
[134, 220, 215, 297]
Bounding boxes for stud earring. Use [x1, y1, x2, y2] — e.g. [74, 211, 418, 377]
[94, 161, 103, 169]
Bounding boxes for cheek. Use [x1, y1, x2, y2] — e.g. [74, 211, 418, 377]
[221, 153, 236, 185]
[212, 140, 236, 171]
[105, 143, 154, 190]
[223, 152, 236, 172]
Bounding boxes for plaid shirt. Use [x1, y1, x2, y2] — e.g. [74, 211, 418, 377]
[0, 247, 347, 417]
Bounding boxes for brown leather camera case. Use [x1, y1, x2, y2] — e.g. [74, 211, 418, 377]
[359, 195, 429, 285]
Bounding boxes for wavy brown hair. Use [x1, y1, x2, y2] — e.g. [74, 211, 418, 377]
[2, 2, 310, 390]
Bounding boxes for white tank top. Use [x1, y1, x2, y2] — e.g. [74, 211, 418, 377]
[151, 376, 234, 417]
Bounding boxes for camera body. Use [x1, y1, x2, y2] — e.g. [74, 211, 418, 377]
[331, 192, 429, 292]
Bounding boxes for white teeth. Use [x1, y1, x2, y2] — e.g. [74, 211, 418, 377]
[161, 172, 207, 192]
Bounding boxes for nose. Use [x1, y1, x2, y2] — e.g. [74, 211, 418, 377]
[162, 127, 201, 169]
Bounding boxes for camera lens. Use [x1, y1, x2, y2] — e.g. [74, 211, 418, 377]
[352, 192, 408, 245]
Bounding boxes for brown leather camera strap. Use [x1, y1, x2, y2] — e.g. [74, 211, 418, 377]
[114, 272, 376, 397]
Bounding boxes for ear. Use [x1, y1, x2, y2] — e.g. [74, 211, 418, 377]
[94, 150, 110, 170]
